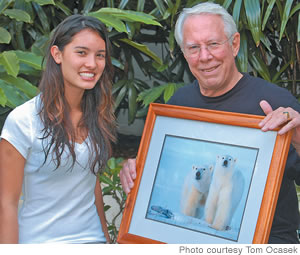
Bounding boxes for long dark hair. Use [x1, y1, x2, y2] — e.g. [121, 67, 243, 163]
[39, 14, 116, 174]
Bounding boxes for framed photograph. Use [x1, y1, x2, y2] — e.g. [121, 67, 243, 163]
[117, 103, 292, 244]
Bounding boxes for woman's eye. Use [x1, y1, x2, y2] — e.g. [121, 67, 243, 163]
[97, 53, 105, 58]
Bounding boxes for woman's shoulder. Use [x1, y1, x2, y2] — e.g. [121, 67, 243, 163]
[9, 95, 40, 117]
[5, 95, 41, 128]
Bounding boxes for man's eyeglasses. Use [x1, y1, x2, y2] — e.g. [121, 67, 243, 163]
[183, 35, 234, 58]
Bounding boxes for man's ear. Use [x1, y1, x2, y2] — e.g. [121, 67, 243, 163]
[50, 45, 62, 64]
[231, 32, 240, 57]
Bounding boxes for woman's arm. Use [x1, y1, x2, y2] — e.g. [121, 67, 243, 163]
[94, 177, 111, 243]
[0, 139, 25, 243]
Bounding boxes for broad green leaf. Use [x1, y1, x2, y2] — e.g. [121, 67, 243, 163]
[0, 27, 11, 44]
[128, 82, 137, 124]
[262, 0, 276, 30]
[1, 75, 39, 98]
[0, 88, 7, 107]
[112, 79, 127, 94]
[114, 84, 127, 110]
[0, 51, 19, 77]
[168, 30, 175, 54]
[0, 80, 29, 108]
[244, 0, 261, 46]
[232, 0, 242, 29]
[31, 35, 49, 57]
[15, 21, 26, 51]
[163, 83, 175, 103]
[102, 186, 113, 194]
[107, 157, 116, 169]
[14, 50, 43, 70]
[96, 8, 161, 26]
[136, 107, 148, 118]
[26, 0, 55, 5]
[120, 38, 162, 65]
[88, 12, 127, 33]
[54, 1, 72, 16]
[249, 53, 271, 82]
[222, 0, 233, 10]
[279, 0, 293, 40]
[289, 3, 300, 17]
[237, 31, 247, 72]
[32, 3, 50, 33]
[3, 9, 32, 23]
[170, 0, 181, 24]
[0, 0, 12, 14]
[259, 33, 271, 52]
[99, 175, 114, 186]
[272, 60, 292, 84]
[18, 63, 41, 77]
[137, 85, 165, 106]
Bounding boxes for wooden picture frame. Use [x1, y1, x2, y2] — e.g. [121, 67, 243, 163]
[117, 103, 292, 244]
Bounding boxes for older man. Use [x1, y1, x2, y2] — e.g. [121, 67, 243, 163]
[120, 2, 300, 243]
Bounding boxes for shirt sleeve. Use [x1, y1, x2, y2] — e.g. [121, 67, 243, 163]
[0, 103, 34, 159]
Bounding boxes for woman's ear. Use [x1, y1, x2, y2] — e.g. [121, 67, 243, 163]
[50, 45, 62, 64]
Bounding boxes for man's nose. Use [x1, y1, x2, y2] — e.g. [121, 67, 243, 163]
[198, 46, 213, 60]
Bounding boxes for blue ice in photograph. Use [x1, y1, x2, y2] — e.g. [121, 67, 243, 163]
[146, 134, 258, 241]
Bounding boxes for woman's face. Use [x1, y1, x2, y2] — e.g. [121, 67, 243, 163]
[51, 28, 106, 97]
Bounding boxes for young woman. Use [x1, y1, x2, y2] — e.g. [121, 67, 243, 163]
[0, 14, 116, 243]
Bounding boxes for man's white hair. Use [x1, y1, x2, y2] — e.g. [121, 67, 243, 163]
[175, 2, 238, 48]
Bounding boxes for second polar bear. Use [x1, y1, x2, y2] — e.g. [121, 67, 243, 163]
[181, 164, 214, 219]
[204, 155, 244, 231]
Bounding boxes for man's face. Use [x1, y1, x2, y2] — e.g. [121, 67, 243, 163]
[182, 14, 240, 97]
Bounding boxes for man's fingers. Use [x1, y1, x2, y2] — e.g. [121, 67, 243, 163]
[259, 100, 273, 115]
[120, 158, 137, 195]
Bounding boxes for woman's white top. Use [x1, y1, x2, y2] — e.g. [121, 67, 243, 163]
[0, 96, 106, 243]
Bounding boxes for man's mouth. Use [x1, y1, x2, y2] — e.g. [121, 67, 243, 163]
[201, 66, 218, 72]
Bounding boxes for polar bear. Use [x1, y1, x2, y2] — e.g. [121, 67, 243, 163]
[181, 164, 214, 219]
[204, 155, 244, 231]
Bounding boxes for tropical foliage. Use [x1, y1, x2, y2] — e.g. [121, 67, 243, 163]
[99, 157, 126, 243]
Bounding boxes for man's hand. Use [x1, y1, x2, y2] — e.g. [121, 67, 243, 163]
[120, 158, 137, 195]
[259, 100, 300, 154]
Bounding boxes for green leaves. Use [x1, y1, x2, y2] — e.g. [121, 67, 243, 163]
[99, 157, 125, 198]
[119, 38, 162, 65]
[0, 51, 19, 77]
[0, 50, 41, 107]
[113, 78, 151, 124]
[137, 82, 185, 107]
[244, 0, 261, 47]
[88, 7, 161, 34]
[0, 27, 11, 44]
[27, 0, 55, 5]
[3, 8, 32, 23]
[279, 0, 293, 40]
